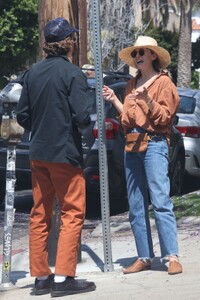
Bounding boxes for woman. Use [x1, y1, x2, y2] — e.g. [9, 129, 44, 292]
[103, 36, 182, 275]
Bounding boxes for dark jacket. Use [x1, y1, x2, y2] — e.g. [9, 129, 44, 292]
[16, 55, 90, 167]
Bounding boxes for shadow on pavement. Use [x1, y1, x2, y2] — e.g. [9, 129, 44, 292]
[81, 244, 104, 272]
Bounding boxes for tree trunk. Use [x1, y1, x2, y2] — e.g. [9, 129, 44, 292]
[177, 0, 193, 87]
[38, 0, 79, 64]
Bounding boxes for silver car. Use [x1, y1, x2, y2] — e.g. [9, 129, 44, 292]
[176, 87, 200, 177]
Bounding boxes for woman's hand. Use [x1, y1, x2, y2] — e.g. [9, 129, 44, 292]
[135, 87, 148, 102]
[102, 85, 123, 113]
[135, 87, 154, 108]
[128, 87, 149, 102]
[102, 85, 115, 102]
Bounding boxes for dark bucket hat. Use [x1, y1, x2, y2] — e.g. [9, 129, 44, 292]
[44, 17, 79, 43]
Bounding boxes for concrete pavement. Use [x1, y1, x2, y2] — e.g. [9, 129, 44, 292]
[0, 213, 200, 299]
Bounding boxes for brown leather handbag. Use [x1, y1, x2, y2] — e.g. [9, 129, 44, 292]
[125, 132, 149, 152]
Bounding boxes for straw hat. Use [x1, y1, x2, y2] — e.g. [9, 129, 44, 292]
[119, 36, 171, 69]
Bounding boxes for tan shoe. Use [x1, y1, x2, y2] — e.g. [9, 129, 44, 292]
[123, 259, 151, 274]
[168, 261, 183, 275]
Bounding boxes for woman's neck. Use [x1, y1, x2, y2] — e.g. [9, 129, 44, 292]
[139, 69, 159, 81]
[136, 70, 159, 89]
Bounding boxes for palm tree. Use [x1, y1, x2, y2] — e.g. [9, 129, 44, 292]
[169, 0, 200, 87]
[176, 0, 193, 87]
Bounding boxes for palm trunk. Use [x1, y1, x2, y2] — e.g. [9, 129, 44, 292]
[177, 0, 193, 87]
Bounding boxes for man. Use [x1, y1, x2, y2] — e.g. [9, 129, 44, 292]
[16, 17, 96, 297]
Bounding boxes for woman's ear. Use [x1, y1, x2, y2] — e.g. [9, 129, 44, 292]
[151, 52, 158, 62]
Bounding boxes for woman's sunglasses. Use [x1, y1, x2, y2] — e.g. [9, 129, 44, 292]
[131, 48, 145, 58]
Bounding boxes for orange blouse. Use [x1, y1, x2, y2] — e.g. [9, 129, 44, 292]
[120, 72, 180, 142]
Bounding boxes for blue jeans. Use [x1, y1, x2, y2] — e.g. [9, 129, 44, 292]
[125, 137, 179, 259]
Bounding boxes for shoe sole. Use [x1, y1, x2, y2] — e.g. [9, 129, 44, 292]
[51, 285, 96, 297]
[168, 271, 182, 275]
[35, 288, 51, 295]
[123, 266, 151, 274]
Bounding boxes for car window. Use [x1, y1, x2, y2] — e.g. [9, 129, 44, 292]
[177, 96, 196, 114]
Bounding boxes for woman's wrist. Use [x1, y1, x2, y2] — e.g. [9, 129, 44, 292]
[108, 91, 118, 104]
[110, 93, 123, 113]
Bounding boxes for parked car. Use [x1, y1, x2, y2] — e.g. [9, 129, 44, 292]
[0, 72, 185, 216]
[176, 87, 200, 177]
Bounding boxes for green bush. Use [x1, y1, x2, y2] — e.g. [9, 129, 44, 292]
[0, 0, 38, 88]
[191, 70, 199, 89]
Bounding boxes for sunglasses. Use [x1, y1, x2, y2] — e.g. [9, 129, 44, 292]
[131, 48, 145, 58]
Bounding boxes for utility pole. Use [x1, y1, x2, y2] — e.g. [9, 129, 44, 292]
[78, 0, 88, 67]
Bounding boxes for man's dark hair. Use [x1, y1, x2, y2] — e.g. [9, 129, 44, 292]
[43, 36, 75, 56]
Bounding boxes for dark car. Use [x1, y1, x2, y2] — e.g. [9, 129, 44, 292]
[0, 72, 185, 216]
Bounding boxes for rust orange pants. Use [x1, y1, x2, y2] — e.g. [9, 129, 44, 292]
[29, 160, 86, 277]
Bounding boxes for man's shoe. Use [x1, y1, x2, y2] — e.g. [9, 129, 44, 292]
[168, 261, 183, 275]
[51, 277, 96, 297]
[34, 274, 54, 295]
[123, 259, 151, 274]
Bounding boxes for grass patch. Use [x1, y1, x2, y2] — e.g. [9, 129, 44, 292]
[172, 193, 200, 219]
[149, 193, 200, 220]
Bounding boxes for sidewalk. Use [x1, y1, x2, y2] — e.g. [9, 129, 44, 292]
[0, 213, 200, 300]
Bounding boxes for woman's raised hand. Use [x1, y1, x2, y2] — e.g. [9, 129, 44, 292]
[102, 85, 115, 102]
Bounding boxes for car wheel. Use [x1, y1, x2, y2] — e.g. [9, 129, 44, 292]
[170, 154, 185, 196]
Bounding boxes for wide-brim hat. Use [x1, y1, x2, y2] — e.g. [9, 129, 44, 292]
[119, 36, 171, 69]
[44, 17, 79, 43]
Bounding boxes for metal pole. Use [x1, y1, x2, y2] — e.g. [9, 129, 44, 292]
[0, 145, 16, 290]
[92, 0, 114, 272]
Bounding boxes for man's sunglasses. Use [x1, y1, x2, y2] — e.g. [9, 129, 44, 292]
[131, 48, 145, 58]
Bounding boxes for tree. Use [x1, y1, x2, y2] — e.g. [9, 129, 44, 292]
[87, 0, 140, 71]
[176, 0, 193, 87]
[86, 0, 175, 71]
[144, 25, 179, 83]
[0, 0, 81, 88]
[148, 0, 200, 87]
[192, 36, 200, 70]
[151, 0, 193, 87]
[0, 0, 38, 88]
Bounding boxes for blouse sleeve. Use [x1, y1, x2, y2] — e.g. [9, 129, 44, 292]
[149, 77, 180, 126]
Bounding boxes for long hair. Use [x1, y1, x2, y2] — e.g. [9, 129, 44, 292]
[43, 36, 76, 56]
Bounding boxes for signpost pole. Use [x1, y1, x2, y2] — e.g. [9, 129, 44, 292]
[92, 0, 114, 272]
